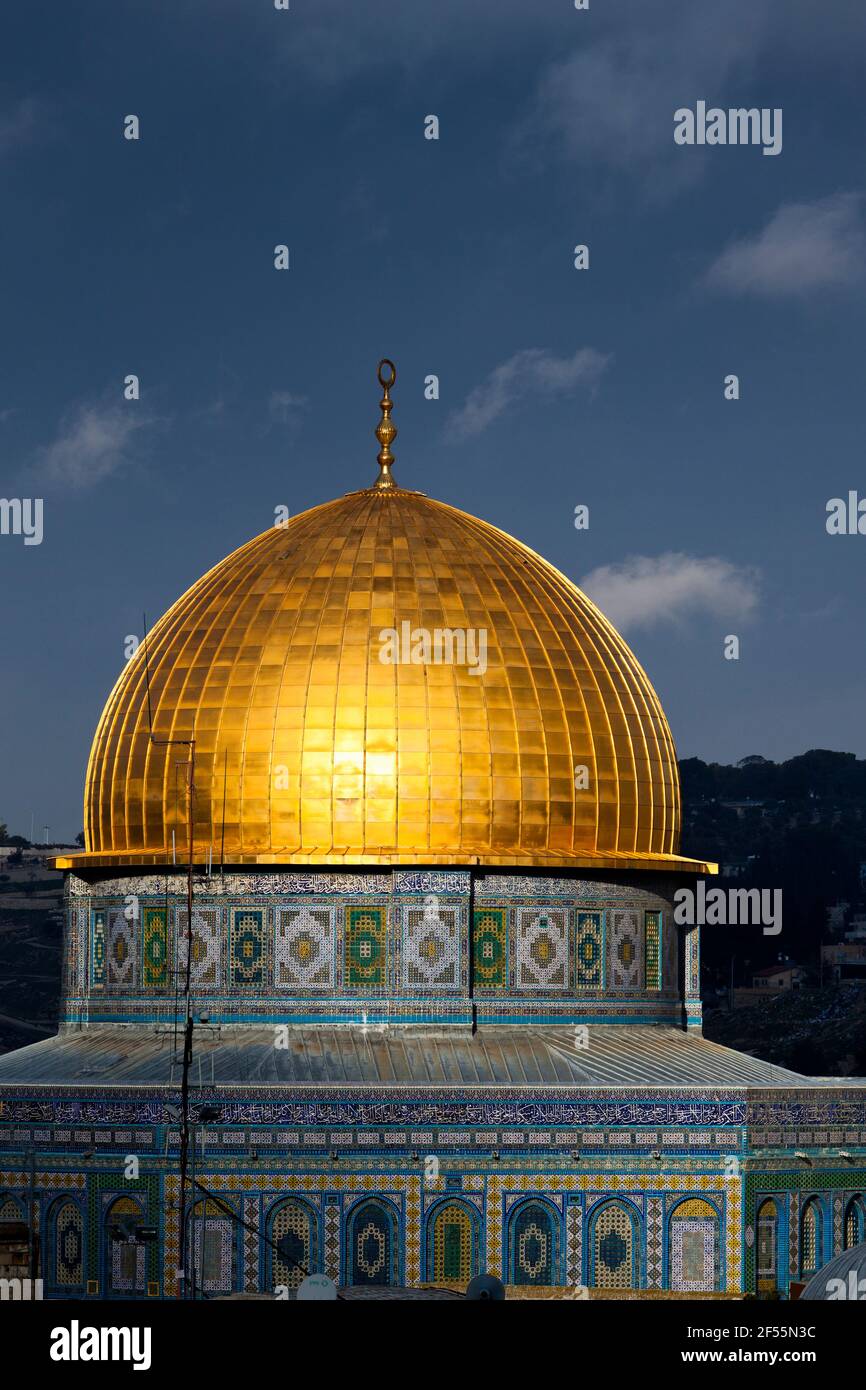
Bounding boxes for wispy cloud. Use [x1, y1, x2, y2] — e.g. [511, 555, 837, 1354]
[268, 390, 308, 425]
[702, 193, 866, 297]
[447, 347, 611, 442]
[579, 553, 760, 634]
[510, 0, 771, 194]
[0, 97, 44, 158]
[222, 0, 558, 85]
[34, 402, 155, 489]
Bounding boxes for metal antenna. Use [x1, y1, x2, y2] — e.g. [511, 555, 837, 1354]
[142, 612, 154, 736]
[141, 606, 198, 1298]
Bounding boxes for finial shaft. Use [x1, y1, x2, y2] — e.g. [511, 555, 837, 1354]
[374, 358, 397, 489]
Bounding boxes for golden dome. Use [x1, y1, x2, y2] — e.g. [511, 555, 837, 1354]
[63, 361, 712, 875]
[76, 481, 706, 873]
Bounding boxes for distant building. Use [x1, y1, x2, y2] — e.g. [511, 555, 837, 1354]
[721, 860, 748, 878]
[751, 964, 805, 991]
[827, 901, 850, 931]
[822, 941, 866, 984]
[732, 964, 806, 1008]
[719, 799, 768, 819]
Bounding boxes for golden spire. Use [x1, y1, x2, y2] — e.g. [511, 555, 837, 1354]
[373, 358, 397, 489]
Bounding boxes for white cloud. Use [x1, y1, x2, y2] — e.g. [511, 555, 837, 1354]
[511, 0, 771, 192]
[35, 402, 154, 489]
[207, 0, 558, 85]
[0, 98, 43, 157]
[579, 553, 759, 634]
[702, 193, 866, 297]
[447, 347, 611, 442]
[268, 390, 308, 424]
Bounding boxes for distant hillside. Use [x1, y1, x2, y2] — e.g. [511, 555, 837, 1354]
[680, 749, 866, 979]
[707, 985, 866, 1077]
[681, 749, 866, 1076]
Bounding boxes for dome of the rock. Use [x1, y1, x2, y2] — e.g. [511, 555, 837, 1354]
[7, 362, 859, 1310]
[79, 481, 702, 871]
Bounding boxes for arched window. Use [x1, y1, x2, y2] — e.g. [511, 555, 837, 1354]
[844, 1196, 866, 1250]
[347, 1200, 398, 1287]
[105, 1197, 146, 1296]
[188, 1198, 236, 1296]
[669, 1198, 720, 1293]
[800, 1199, 822, 1278]
[427, 1201, 480, 1285]
[508, 1200, 559, 1286]
[0, 1197, 28, 1283]
[756, 1199, 779, 1294]
[591, 1201, 638, 1289]
[268, 1199, 318, 1292]
[50, 1199, 84, 1291]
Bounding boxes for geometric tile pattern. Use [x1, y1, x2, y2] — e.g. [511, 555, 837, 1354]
[107, 908, 136, 987]
[832, 1194, 843, 1256]
[669, 1200, 719, 1292]
[510, 1201, 556, 1285]
[271, 1200, 314, 1290]
[406, 1179, 421, 1286]
[646, 1196, 663, 1289]
[800, 1198, 820, 1276]
[756, 1198, 779, 1293]
[349, 1200, 394, 1284]
[644, 911, 661, 992]
[142, 907, 168, 989]
[473, 907, 507, 988]
[845, 1196, 866, 1250]
[610, 911, 642, 990]
[90, 910, 106, 989]
[192, 1214, 234, 1294]
[566, 1200, 583, 1285]
[243, 1196, 259, 1293]
[593, 1203, 634, 1288]
[345, 906, 387, 989]
[275, 907, 336, 989]
[324, 1202, 341, 1282]
[431, 1202, 474, 1282]
[53, 1200, 84, 1288]
[789, 1192, 800, 1278]
[487, 1176, 503, 1279]
[65, 1169, 862, 1300]
[575, 912, 603, 989]
[107, 1196, 146, 1294]
[178, 908, 221, 989]
[671, 1220, 715, 1291]
[230, 909, 265, 987]
[515, 908, 568, 991]
[686, 926, 701, 998]
[67, 874, 712, 1025]
[403, 899, 460, 989]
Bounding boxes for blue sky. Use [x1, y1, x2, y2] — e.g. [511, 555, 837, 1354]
[2, 0, 866, 841]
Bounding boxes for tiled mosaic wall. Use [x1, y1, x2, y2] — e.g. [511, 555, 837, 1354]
[62, 869, 686, 1025]
[2, 1081, 864, 1296]
[0, 1163, 748, 1296]
[7, 1159, 863, 1297]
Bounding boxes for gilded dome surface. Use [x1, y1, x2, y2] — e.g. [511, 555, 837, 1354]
[78, 484, 704, 871]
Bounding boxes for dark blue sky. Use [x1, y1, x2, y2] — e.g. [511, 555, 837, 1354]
[2, 0, 866, 841]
